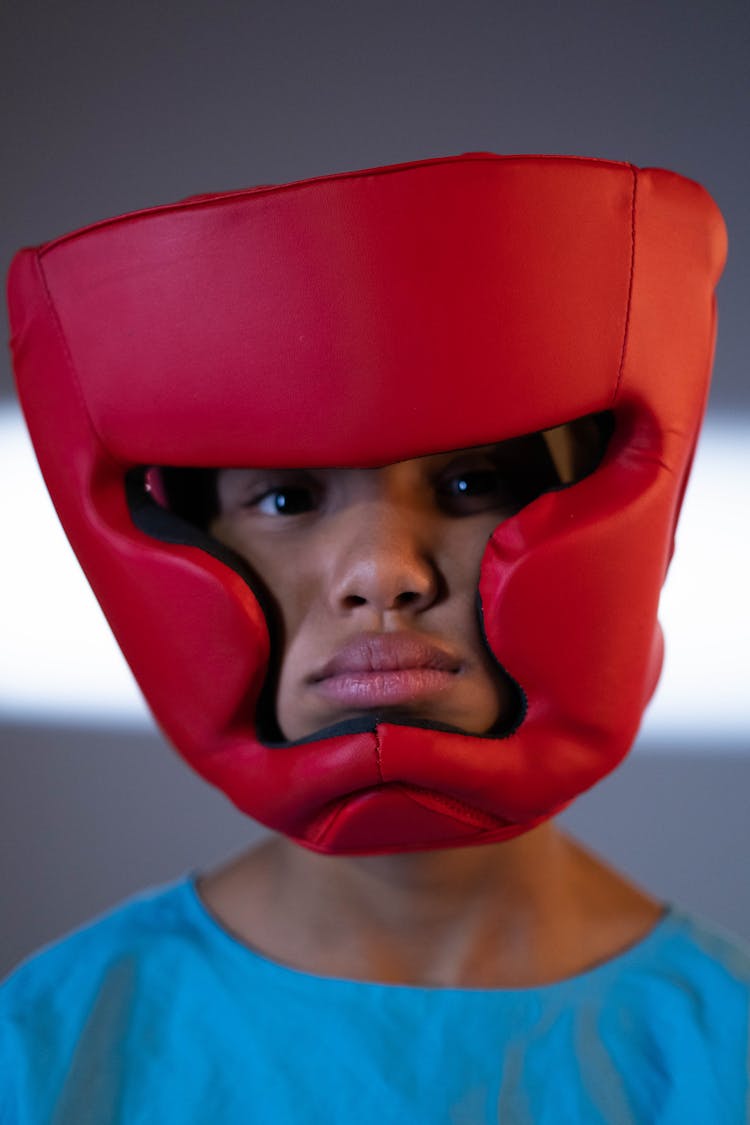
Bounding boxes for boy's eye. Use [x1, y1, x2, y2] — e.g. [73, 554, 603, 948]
[254, 486, 318, 516]
[436, 467, 515, 513]
[443, 469, 503, 496]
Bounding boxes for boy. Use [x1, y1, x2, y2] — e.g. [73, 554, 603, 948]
[3, 153, 749, 1122]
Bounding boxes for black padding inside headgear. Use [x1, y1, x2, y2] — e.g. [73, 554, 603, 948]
[126, 467, 287, 742]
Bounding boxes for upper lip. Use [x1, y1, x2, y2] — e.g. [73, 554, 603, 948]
[311, 633, 463, 682]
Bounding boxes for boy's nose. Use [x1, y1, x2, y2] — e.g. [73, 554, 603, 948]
[327, 500, 441, 617]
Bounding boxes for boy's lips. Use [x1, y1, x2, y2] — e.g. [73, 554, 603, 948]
[309, 633, 463, 708]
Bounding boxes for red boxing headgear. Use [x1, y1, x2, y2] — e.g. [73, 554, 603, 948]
[7, 154, 726, 854]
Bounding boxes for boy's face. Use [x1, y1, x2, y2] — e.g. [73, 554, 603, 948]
[209, 434, 574, 742]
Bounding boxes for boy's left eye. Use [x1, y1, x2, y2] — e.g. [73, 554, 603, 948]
[436, 467, 514, 513]
[443, 469, 502, 496]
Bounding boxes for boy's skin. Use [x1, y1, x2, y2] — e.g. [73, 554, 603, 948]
[196, 434, 664, 989]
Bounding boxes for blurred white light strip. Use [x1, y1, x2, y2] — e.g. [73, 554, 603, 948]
[0, 404, 150, 726]
[0, 403, 748, 748]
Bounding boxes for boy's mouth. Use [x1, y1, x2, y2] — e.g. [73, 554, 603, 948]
[309, 632, 463, 709]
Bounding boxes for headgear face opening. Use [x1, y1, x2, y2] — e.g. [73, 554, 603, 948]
[7, 153, 726, 855]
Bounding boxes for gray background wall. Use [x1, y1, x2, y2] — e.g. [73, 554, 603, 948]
[1, 0, 748, 977]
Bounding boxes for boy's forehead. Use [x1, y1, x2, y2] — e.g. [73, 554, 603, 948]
[218, 440, 527, 474]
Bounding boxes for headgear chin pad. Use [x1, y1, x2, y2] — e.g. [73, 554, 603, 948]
[7, 153, 726, 855]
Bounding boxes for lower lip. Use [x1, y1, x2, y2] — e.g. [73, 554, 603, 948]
[313, 668, 458, 707]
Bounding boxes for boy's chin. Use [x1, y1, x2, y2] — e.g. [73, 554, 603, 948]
[303, 703, 504, 740]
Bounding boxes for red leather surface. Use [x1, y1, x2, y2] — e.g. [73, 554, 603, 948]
[6, 153, 726, 854]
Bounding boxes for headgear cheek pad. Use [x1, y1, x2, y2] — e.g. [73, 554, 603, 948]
[6, 154, 726, 855]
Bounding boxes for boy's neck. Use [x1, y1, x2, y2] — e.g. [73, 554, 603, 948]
[196, 824, 665, 989]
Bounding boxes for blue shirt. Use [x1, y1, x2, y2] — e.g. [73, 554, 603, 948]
[2, 873, 749, 1123]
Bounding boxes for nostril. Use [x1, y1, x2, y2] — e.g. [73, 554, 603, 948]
[394, 591, 421, 608]
[339, 589, 426, 612]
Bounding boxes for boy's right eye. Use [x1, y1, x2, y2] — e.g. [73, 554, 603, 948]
[253, 486, 318, 516]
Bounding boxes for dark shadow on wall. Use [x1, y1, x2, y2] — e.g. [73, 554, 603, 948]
[1, 721, 749, 977]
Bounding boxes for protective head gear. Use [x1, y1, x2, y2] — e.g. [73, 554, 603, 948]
[7, 153, 726, 855]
